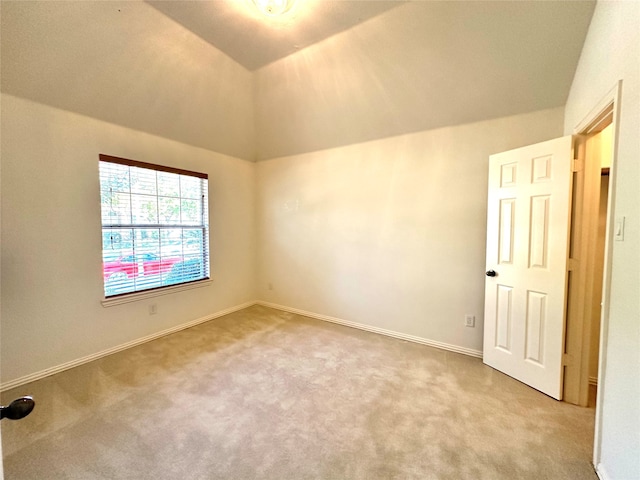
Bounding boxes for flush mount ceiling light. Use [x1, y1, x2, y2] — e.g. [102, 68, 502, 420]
[253, 0, 294, 17]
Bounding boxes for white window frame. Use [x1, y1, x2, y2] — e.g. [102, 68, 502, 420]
[99, 154, 210, 304]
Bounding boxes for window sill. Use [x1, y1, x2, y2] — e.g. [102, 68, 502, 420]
[101, 279, 212, 307]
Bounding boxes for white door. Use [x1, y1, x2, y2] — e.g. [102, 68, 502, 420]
[483, 136, 573, 400]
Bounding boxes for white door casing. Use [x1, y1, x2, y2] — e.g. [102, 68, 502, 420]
[483, 136, 573, 400]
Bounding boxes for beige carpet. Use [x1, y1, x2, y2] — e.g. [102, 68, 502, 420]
[1, 305, 597, 479]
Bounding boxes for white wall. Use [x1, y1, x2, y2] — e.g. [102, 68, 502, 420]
[0, 0, 257, 385]
[0, 1, 255, 160]
[0, 94, 256, 384]
[256, 108, 564, 353]
[564, 1, 640, 478]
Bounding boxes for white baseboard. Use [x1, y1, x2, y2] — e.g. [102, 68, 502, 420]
[0, 301, 256, 392]
[595, 463, 610, 480]
[2, 300, 483, 392]
[257, 301, 483, 359]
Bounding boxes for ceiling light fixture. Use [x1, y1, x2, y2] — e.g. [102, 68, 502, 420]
[253, 0, 294, 17]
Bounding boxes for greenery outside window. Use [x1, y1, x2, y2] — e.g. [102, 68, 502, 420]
[99, 154, 210, 297]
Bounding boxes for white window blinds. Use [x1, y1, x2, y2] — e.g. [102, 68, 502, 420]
[99, 154, 210, 297]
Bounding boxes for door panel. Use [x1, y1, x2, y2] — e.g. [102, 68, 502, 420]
[525, 290, 546, 364]
[483, 136, 573, 400]
[495, 285, 513, 352]
[529, 195, 550, 268]
[498, 198, 516, 264]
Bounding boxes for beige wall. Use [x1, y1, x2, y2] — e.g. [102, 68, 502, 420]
[256, 108, 564, 353]
[0, 95, 256, 383]
[0, 0, 258, 385]
[564, 1, 640, 478]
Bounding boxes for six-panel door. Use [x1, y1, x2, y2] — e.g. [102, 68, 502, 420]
[483, 136, 573, 400]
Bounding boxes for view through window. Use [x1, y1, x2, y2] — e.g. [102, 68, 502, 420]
[99, 154, 210, 297]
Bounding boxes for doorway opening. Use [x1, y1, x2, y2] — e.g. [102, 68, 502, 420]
[588, 128, 611, 408]
[564, 120, 613, 408]
[563, 81, 621, 470]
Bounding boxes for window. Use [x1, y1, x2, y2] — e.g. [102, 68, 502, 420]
[99, 154, 209, 297]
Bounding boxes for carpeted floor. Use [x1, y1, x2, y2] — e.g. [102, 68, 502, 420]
[1, 305, 597, 479]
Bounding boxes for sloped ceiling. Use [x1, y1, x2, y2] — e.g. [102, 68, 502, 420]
[249, 0, 597, 158]
[149, 1, 595, 75]
[149, 0, 596, 159]
[147, 1, 405, 71]
[1, 1, 596, 161]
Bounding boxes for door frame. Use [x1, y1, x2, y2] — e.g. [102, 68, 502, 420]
[570, 81, 622, 468]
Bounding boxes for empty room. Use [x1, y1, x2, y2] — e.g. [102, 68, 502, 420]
[0, 1, 638, 479]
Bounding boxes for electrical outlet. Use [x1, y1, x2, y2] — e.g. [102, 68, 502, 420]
[149, 304, 157, 315]
[464, 315, 475, 327]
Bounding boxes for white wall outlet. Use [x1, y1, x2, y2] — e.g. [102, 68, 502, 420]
[149, 304, 157, 315]
[464, 315, 475, 327]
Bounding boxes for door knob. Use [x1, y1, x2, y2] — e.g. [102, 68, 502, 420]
[486, 270, 497, 277]
[1, 396, 35, 421]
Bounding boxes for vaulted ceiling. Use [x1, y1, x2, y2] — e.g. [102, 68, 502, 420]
[148, 1, 405, 71]
[148, 1, 595, 73]
[147, 0, 596, 159]
[1, 1, 596, 160]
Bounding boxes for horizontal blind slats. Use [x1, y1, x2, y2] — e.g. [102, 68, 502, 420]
[100, 157, 210, 298]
